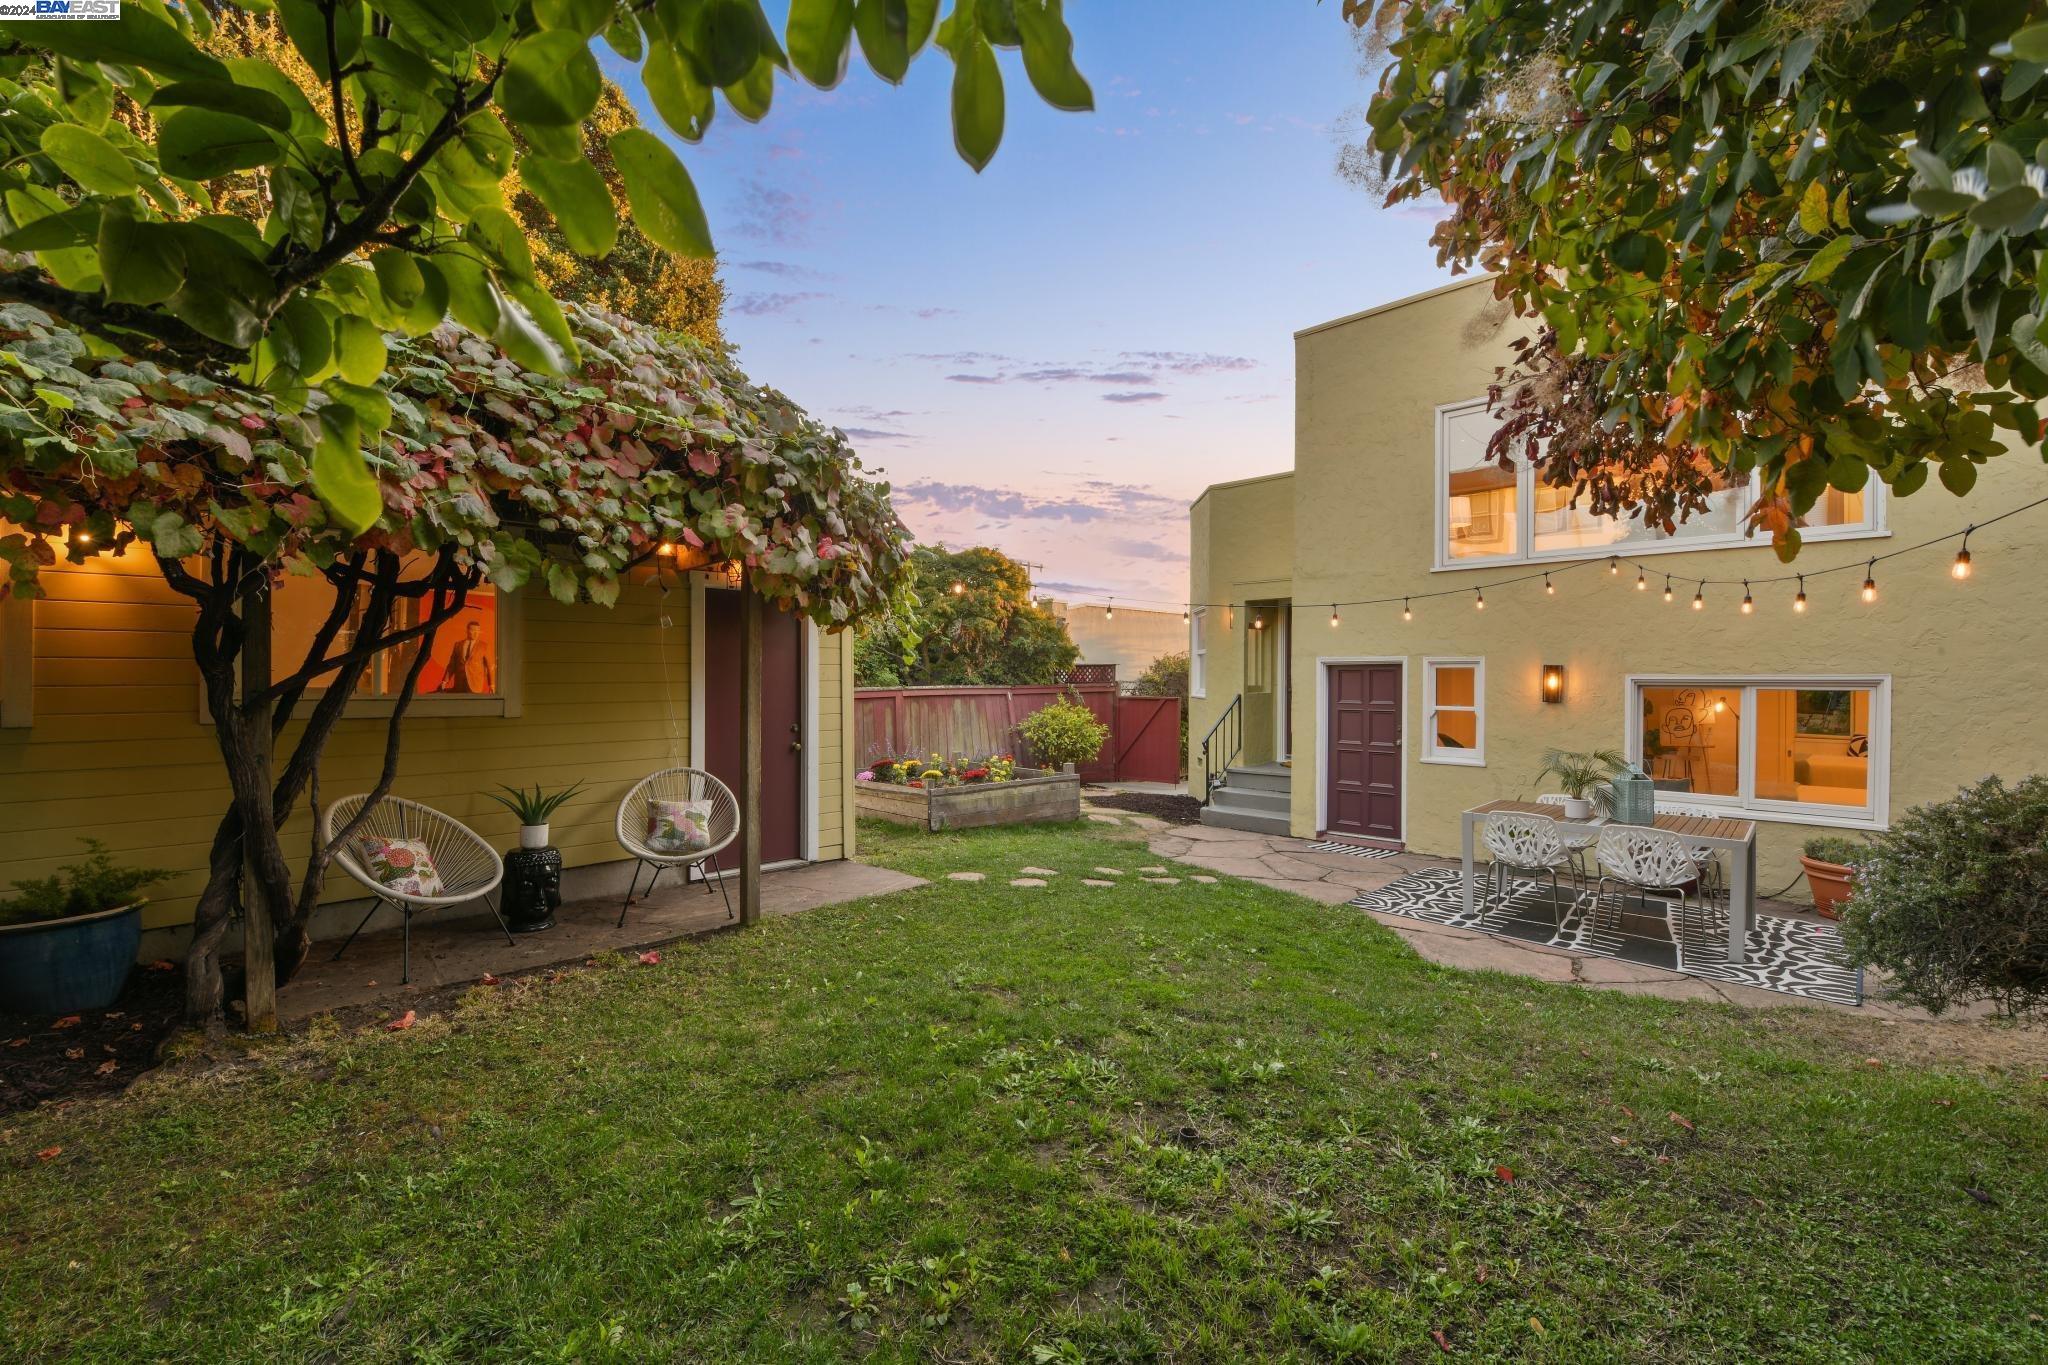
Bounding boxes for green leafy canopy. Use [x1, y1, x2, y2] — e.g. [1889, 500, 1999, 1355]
[0, 0, 1090, 531]
[1359, 0, 2048, 555]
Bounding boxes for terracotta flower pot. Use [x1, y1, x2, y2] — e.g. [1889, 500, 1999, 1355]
[1800, 856, 1855, 919]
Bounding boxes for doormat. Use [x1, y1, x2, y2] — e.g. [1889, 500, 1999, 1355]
[1348, 868, 1862, 1006]
[1303, 841, 1400, 860]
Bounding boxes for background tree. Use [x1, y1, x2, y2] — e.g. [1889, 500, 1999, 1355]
[1356, 0, 2048, 557]
[854, 544, 1080, 686]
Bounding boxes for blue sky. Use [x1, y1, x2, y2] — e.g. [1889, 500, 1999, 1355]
[611, 2, 1455, 608]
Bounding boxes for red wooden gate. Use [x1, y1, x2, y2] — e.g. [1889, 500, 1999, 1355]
[1110, 695, 1181, 784]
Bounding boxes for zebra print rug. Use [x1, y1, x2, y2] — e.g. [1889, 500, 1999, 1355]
[1302, 840, 1400, 859]
[1349, 868, 1862, 1006]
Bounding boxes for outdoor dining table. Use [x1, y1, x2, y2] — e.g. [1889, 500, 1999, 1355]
[1458, 799, 1762, 963]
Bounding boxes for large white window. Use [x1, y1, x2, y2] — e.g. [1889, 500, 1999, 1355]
[1435, 398, 1884, 569]
[1627, 676, 1889, 828]
[1188, 608, 1207, 698]
[1423, 657, 1484, 766]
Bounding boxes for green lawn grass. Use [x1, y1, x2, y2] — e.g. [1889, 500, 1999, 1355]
[3, 818, 2045, 1362]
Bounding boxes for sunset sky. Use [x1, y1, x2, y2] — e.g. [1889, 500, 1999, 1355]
[613, 2, 1456, 610]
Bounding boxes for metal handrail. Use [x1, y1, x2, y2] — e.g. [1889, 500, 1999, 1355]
[1199, 694, 1242, 804]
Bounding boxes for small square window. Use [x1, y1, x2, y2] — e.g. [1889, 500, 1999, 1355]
[1424, 658, 1484, 765]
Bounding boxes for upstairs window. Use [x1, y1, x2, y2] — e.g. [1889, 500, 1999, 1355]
[1435, 398, 1883, 568]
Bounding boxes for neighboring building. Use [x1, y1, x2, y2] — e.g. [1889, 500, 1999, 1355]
[1187, 275, 2047, 887]
[1040, 598, 1185, 684]
[0, 561, 857, 961]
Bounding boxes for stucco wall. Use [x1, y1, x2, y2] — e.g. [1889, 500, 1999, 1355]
[1278, 273, 2048, 888]
[1040, 600, 1185, 682]
[1186, 471, 1294, 782]
[0, 555, 854, 955]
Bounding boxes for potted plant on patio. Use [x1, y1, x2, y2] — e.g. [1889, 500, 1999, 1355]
[0, 839, 169, 1016]
[1800, 835, 1867, 920]
[1533, 748, 1627, 819]
[487, 782, 584, 932]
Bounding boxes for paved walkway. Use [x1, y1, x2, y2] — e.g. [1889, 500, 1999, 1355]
[280, 860, 924, 1023]
[1085, 807, 1967, 1019]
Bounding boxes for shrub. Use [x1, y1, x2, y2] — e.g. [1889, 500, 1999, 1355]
[0, 839, 171, 927]
[1019, 699, 1111, 772]
[1802, 836, 1870, 866]
[1839, 776, 2048, 1018]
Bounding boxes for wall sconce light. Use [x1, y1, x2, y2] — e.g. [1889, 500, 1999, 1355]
[1540, 664, 1566, 705]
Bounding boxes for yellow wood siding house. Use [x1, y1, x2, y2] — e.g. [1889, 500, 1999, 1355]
[1188, 276, 2048, 889]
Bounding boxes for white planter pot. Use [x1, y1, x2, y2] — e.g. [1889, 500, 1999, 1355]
[1559, 797, 1592, 820]
[520, 823, 551, 850]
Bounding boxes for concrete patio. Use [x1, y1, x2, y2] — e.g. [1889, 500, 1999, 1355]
[276, 859, 925, 1023]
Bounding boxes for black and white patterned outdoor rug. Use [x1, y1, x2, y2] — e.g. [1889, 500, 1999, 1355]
[1303, 840, 1401, 860]
[1349, 867, 1862, 1006]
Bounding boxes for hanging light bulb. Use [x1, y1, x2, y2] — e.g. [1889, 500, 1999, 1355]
[1861, 561, 1877, 603]
[656, 541, 676, 558]
[1544, 573, 1554, 595]
[1793, 575, 1807, 613]
[1105, 598, 1114, 620]
[1401, 598, 1412, 622]
[1252, 611, 1264, 630]
[1475, 589, 1485, 610]
[1952, 528, 1974, 580]
[74, 530, 92, 546]
[1329, 605, 1340, 628]
[1608, 555, 1620, 575]
[1740, 581, 1754, 614]
[1663, 576, 1674, 603]
[1636, 568, 1647, 591]
[1182, 604, 1190, 623]
[1692, 585, 1705, 611]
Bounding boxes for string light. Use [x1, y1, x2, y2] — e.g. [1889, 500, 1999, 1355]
[1740, 580, 1753, 614]
[1474, 588, 1485, 610]
[1861, 561, 1878, 603]
[1794, 575, 1807, 612]
[951, 581, 966, 596]
[1182, 605, 1189, 622]
[1636, 568, 1647, 591]
[1692, 585, 1705, 611]
[1663, 575, 1674, 602]
[1608, 555, 1619, 575]
[1105, 598, 1114, 620]
[1544, 573, 1554, 594]
[1952, 527, 1974, 580]
[1329, 605, 1340, 627]
[1252, 611, 1264, 630]
[1401, 597, 1412, 621]
[73, 531, 91, 546]
[656, 541, 675, 558]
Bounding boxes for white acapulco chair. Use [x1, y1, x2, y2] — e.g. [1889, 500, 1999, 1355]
[1594, 825, 1711, 950]
[615, 767, 742, 927]
[324, 794, 511, 985]
[1478, 811, 1577, 929]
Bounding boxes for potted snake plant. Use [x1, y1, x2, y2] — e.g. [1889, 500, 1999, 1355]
[488, 781, 584, 850]
[1533, 748, 1627, 819]
[0, 839, 169, 1016]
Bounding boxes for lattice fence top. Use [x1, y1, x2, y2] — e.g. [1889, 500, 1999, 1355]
[1054, 664, 1118, 686]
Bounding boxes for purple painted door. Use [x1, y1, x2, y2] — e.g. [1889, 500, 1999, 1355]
[704, 589, 804, 864]
[1326, 663, 1402, 842]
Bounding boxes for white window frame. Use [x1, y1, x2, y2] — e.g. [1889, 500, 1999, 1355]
[1421, 656, 1485, 766]
[1623, 673, 1891, 830]
[1188, 607, 1207, 698]
[1433, 397, 1887, 571]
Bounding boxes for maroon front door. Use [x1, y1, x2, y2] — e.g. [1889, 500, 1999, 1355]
[1326, 663, 1402, 842]
[703, 589, 804, 864]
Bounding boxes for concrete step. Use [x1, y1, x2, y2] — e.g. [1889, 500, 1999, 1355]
[1208, 783, 1290, 815]
[1200, 802, 1293, 836]
[1222, 763, 1293, 794]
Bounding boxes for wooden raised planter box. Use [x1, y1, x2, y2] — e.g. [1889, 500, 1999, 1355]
[856, 768, 1081, 831]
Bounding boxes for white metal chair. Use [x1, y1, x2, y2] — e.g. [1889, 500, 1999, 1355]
[1479, 812, 1576, 929]
[1654, 802, 1727, 907]
[615, 767, 741, 927]
[1594, 826, 1710, 948]
[324, 794, 510, 985]
[1534, 794, 1599, 881]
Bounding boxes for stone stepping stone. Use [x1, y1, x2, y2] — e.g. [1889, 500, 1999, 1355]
[1138, 866, 1170, 874]
[1093, 867, 1126, 877]
[1081, 878, 1117, 888]
[1088, 813, 1122, 824]
[1142, 876, 1181, 885]
[1190, 875, 1218, 884]
[1018, 866, 1060, 877]
[1010, 877, 1048, 887]
[946, 872, 986, 882]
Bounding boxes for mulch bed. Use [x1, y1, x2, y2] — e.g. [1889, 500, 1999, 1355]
[2, 964, 185, 1117]
[1084, 789, 1204, 826]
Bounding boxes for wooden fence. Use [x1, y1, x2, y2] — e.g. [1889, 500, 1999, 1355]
[854, 672, 1180, 785]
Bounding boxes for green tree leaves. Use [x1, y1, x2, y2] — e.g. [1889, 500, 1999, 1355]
[156, 108, 281, 180]
[38, 126, 139, 198]
[610, 129, 714, 258]
[500, 31, 604, 128]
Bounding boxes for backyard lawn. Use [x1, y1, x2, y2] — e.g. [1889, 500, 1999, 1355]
[3, 818, 2045, 1362]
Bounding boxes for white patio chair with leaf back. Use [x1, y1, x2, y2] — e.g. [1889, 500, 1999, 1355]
[1650, 800, 1728, 908]
[1594, 825, 1714, 951]
[324, 794, 512, 985]
[1478, 811, 1578, 930]
[615, 768, 741, 927]
[1533, 794, 1599, 882]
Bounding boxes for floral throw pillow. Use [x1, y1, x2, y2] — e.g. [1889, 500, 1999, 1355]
[647, 798, 714, 854]
[358, 836, 445, 897]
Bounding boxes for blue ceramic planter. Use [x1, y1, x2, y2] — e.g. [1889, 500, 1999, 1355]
[0, 902, 142, 1017]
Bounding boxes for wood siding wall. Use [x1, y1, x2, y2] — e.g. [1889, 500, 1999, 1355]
[0, 555, 852, 941]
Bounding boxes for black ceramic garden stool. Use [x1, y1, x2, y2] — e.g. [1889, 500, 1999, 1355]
[501, 844, 562, 932]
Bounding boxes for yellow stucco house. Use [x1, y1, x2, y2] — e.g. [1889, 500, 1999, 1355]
[1188, 275, 2048, 889]
[0, 558, 857, 961]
